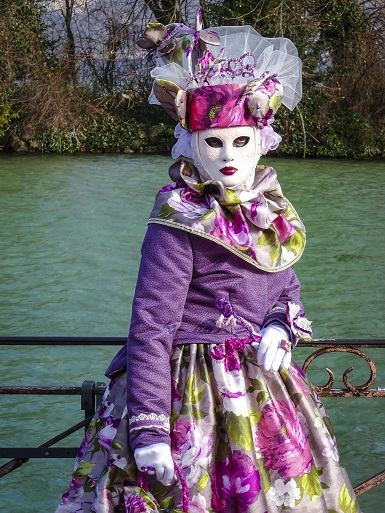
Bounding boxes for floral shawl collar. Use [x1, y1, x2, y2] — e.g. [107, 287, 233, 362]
[148, 160, 306, 272]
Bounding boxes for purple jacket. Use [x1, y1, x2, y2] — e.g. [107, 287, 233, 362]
[105, 223, 304, 449]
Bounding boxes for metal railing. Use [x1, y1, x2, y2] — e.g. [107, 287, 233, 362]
[1, 336, 385, 496]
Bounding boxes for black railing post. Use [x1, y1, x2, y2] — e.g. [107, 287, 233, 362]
[95, 381, 106, 411]
[81, 380, 96, 430]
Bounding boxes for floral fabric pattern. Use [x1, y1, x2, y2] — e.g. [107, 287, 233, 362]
[254, 399, 313, 480]
[149, 161, 306, 272]
[56, 344, 361, 513]
[187, 76, 283, 132]
[188, 84, 256, 131]
[211, 451, 261, 513]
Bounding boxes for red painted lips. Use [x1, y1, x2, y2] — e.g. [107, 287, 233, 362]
[220, 166, 237, 175]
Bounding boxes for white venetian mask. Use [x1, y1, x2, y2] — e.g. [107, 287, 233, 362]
[191, 126, 261, 189]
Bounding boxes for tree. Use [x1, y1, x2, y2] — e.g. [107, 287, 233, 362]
[1, 0, 384, 155]
[206, 0, 385, 156]
[0, 0, 51, 145]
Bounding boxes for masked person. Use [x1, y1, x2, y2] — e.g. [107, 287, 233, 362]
[56, 10, 361, 513]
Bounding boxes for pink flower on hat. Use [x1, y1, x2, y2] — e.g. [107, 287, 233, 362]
[189, 84, 256, 131]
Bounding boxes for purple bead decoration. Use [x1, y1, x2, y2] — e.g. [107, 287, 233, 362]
[174, 462, 190, 513]
[140, 465, 156, 472]
[215, 297, 234, 318]
[138, 462, 189, 512]
[138, 470, 149, 490]
[215, 297, 261, 342]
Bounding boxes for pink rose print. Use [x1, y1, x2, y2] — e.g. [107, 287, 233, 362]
[61, 476, 84, 505]
[211, 451, 261, 513]
[179, 188, 205, 204]
[210, 95, 249, 129]
[290, 363, 310, 398]
[76, 429, 90, 463]
[210, 212, 236, 247]
[171, 419, 212, 487]
[272, 214, 296, 244]
[246, 76, 282, 127]
[189, 84, 255, 131]
[221, 389, 244, 398]
[167, 187, 212, 219]
[210, 210, 256, 259]
[188, 494, 209, 513]
[171, 378, 181, 402]
[159, 183, 178, 193]
[92, 489, 114, 513]
[249, 197, 270, 229]
[255, 400, 313, 480]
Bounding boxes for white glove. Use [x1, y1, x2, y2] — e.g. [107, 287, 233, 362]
[134, 442, 175, 486]
[255, 323, 292, 372]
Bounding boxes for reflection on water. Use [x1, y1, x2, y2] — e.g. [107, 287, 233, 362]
[0, 154, 384, 511]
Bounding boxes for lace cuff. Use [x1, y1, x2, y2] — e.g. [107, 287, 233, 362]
[129, 413, 170, 434]
[286, 302, 312, 342]
[263, 303, 312, 347]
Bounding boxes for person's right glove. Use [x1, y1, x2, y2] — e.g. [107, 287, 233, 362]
[254, 323, 292, 372]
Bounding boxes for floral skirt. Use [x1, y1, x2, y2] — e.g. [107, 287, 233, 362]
[55, 343, 361, 513]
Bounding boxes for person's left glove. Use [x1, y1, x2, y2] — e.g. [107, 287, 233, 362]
[134, 442, 175, 486]
[253, 323, 292, 371]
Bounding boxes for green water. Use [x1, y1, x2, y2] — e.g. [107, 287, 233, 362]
[0, 154, 384, 511]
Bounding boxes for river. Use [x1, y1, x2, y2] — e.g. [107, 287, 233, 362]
[0, 154, 384, 511]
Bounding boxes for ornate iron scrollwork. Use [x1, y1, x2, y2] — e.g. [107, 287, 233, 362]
[302, 346, 376, 395]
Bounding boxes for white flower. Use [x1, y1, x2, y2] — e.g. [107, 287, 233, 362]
[286, 302, 312, 341]
[313, 409, 329, 434]
[287, 302, 301, 319]
[188, 494, 209, 513]
[172, 124, 193, 159]
[167, 191, 209, 219]
[173, 423, 212, 487]
[99, 401, 114, 419]
[322, 433, 339, 462]
[92, 489, 114, 513]
[212, 361, 249, 416]
[97, 424, 118, 450]
[269, 478, 301, 508]
[109, 454, 128, 469]
[280, 246, 295, 264]
[191, 222, 205, 232]
[295, 315, 313, 334]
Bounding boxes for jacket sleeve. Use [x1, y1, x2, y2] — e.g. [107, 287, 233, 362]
[261, 268, 312, 346]
[126, 223, 193, 450]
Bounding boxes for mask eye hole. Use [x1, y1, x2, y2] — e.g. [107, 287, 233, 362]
[233, 136, 250, 147]
[205, 137, 223, 148]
